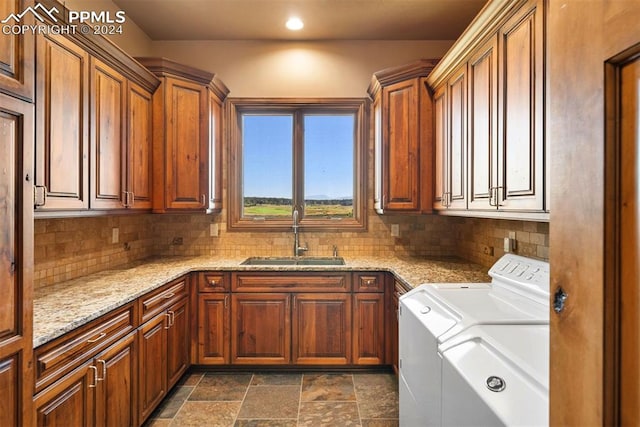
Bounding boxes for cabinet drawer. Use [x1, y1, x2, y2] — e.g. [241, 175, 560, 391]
[353, 272, 385, 292]
[198, 272, 228, 293]
[232, 272, 351, 292]
[140, 276, 189, 323]
[34, 303, 136, 393]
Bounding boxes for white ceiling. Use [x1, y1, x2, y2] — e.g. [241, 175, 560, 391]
[112, 0, 488, 41]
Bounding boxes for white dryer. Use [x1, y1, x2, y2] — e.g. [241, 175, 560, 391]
[398, 254, 550, 427]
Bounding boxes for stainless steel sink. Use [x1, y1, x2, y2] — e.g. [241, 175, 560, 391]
[241, 257, 345, 266]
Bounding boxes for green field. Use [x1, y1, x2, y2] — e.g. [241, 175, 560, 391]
[244, 203, 352, 217]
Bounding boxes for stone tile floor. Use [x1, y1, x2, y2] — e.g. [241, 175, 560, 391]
[143, 370, 399, 427]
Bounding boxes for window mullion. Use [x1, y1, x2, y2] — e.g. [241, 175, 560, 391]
[293, 110, 305, 217]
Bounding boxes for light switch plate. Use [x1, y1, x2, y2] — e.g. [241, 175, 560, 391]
[391, 224, 400, 237]
[210, 223, 219, 237]
[112, 227, 119, 244]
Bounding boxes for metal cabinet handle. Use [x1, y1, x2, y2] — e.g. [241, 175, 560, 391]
[208, 279, 217, 286]
[129, 191, 135, 207]
[164, 312, 172, 329]
[163, 292, 175, 299]
[201, 194, 206, 206]
[34, 185, 47, 208]
[88, 365, 98, 388]
[224, 294, 229, 308]
[96, 359, 106, 381]
[87, 332, 106, 343]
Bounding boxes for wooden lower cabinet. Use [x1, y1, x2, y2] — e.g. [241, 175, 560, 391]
[34, 332, 136, 427]
[138, 295, 189, 424]
[34, 361, 95, 427]
[353, 293, 385, 365]
[231, 293, 291, 364]
[292, 293, 351, 365]
[197, 293, 230, 364]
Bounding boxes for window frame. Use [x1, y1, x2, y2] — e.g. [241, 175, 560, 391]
[227, 98, 368, 232]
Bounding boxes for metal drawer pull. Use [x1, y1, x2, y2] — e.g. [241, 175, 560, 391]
[163, 292, 175, 299]
[164, 312, 172, 329]
[87, 332, 107, 343]
[208, 279, 218, 286]
[96, 359, 106, 381]
[88, 365, 98, 388]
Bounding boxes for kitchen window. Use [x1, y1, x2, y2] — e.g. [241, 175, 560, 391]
[227, 98, 368, 231]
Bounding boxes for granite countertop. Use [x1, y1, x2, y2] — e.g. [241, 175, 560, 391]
[33, 255, 490, 348]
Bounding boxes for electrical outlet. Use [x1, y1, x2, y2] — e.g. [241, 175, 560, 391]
[210, 223, 219, 237]
[111, 228, 119, 244]
[391, 224, 400, 237]
[482, 245, 494, 256]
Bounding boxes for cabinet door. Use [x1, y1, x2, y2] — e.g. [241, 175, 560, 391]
[138, 312, 167, 423]
[447, 65, 467, 210]
[231, 294, 290, 364]
[126, 82, 153, 210]
[382, 79, 420, 211]
[90, 58, 127, 210]
[167, 297, 189, 389]
[0, 93, 33, 427]
[198, 294, 229, 364]
[35, 34, 89, 211]
[433, 84, 448, 210]
[468, 36, 498, 211]
[34, 362, 95, 427]
[0, 0, 34, 101]
[353, 293, 385, 365]
[207, 89, 223, 212]
[94, 332, 137, 427]
[497, 0, 544, 211]
[164, 77, 207, 210]
[292, 293, 351, 365]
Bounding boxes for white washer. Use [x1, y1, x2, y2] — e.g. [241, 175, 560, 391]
[440, 324, 548, 427]
[398, 254, 550, 427]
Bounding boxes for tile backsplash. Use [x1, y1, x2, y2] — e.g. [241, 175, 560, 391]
[34, 211, 548, 288]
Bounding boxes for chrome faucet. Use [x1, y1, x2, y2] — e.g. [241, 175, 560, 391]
[292, 208, 308, 256]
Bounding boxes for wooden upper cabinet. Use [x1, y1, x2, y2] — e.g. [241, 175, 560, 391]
[91, 58, 127, 210]
[136, 57, 229, 213]
[0, 0, 34, 101]
[35, 34, 89, 212]
[447, 65, 468, 210]
[369, 59, 438, 214]
[126, 82, 154, 210]
[0, 93, 34, 427]
[468, 36, 498, 211]
[427, 0, 547, 219]
[433, 64, 467, 210]
[497, 0, 545, 211]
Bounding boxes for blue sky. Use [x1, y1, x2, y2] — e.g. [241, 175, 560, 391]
[242, 114, 354, 200]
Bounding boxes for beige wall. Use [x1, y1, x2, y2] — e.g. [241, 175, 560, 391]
[62, 0, 153, 56]
[149, 40, 454, 97]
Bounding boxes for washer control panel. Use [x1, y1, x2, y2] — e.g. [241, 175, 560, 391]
[489, 254, 550, 297]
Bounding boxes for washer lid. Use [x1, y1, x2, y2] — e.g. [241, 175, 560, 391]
[440, 324, 549, 426]
[422, 283, 549, 342]
[400, 288, 463, 340]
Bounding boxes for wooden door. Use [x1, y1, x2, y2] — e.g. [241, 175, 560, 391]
[35, 34, 89, 211]
[34, 362, 95, 427]
[126, 82, 153, 210]
[468, 36, 498, 211]
[138, 312, 167, 423]
[447, 65, 467, 210]
[353, 293, 385, 365]
[94, 332, 137, 427]
[0, 0, 34, 101]
[164, 77, 207, 210]
[0, 93, 33, 427]
[197, 293, 229, 364]
[382, 79, 420, 211]
[231, 294, 290, 364]
[497, 0, 544, 211]
[617, 53, 640, 426]
[292, 293, 351, 365]
[166, 297, 189, 389]
[433, 84, 448, 210]
[91, 58, 126, 210]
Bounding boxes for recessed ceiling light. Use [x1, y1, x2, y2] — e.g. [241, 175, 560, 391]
[286, 17, 304, 31]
